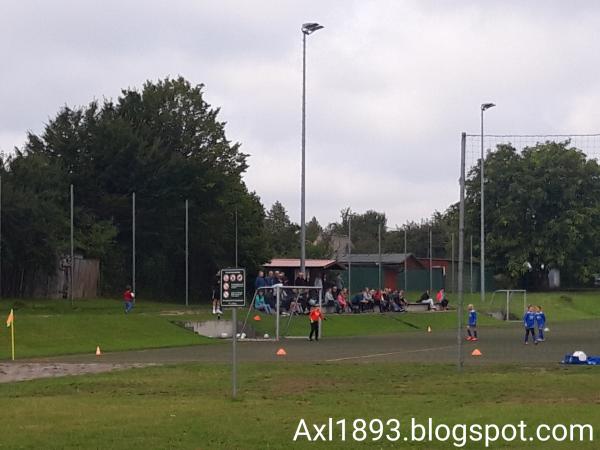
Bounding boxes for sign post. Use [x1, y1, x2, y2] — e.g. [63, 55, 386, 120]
[221, 268, 246, 399]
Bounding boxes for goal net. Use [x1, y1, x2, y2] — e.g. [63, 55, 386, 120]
[489, 289, 527, 321]
[238, 285, 323, 341]
[466, 133, 600, 173]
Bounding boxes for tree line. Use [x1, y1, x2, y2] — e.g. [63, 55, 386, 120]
[2, 76, 598, 298]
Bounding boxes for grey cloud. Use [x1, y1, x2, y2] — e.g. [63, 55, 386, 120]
[2, 0, 600, 228]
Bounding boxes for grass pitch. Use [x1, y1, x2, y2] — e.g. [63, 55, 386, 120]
[0, 362, 598, 449]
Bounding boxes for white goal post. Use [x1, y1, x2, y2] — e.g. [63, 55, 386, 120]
[239, 285, 323, 341]
[490, 289, 527, 321]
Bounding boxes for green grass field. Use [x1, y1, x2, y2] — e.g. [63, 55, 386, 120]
[2, 292, 600, 449]
[0, 299, 213, 359]
[1, 291, 599, 359]
[1, 362, 598, 449]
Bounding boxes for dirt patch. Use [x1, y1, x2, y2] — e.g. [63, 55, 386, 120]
[0, 363, 156, 383]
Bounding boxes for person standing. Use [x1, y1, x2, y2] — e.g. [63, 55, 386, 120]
[308, 301, 325, 341]
[466, 304, 478, 341]
[535, 305, 546, 342]
[523, 305, 537, 345]
[212, 273, 222, 315]
[123, 285, 135, 313]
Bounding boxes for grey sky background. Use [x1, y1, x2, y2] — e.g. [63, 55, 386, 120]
[2, 1, 600, 227]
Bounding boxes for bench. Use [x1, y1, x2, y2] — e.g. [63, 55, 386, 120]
[405, 302, 430, 312]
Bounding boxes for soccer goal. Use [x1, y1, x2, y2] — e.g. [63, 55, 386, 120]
[490, 289, 527, 321]
[238, 285, 323, 341]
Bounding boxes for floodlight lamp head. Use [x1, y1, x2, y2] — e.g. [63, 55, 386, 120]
[302, 22, 324, 35]
[481, 102, 496, 111]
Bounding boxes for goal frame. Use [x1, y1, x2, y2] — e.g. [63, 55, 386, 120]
[490, 289, 527, 322]
[239, 285, 323, 341]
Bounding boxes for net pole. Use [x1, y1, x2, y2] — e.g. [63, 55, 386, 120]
[318, 287, 322, 340]
[457, 132, 466, 371]
[451, 233, 455, 293]
[132, 192, 136, 293]
[429, 227, 432, 293]
[348, 217, 352, 295]
[276, 287, 280, 340]
[0, 175, 2, 299]
[70, 184, 74, 306]
[185, 199, 189, 307]
[378, 222, 382, 291]
[470, 235, 473, 293]
[404, 229, 408, 292]
[506, 291, 509, 321]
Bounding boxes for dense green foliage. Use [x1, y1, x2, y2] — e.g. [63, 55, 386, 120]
[466, 141, 600, 287]
[1, 77, 271, 298]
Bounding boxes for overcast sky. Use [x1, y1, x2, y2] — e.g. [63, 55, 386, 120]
[2, 1, 600, 227]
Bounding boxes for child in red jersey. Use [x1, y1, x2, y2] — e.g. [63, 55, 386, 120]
[123, 285, 135, 313]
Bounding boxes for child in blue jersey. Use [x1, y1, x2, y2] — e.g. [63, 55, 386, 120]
[523, 305, 537, 345]
[466, 304, 478, 341]
[535, 305, 546, 342]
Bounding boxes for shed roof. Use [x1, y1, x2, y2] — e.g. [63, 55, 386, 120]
[265, 258, 343, 269]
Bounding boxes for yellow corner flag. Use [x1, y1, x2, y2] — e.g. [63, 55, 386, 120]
[6, 309, 14, 360]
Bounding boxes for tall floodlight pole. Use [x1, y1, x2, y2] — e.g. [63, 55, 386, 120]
[458, 132, 467, 370]
[300, 22, 323, 275]
[132, 192, 136, 293]
[185, 199, 189, 307]
[480, 102, 495, 303]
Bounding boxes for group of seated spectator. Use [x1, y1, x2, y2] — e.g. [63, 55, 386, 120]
[418, 288, 450, 311]
[252, 269, 450, 315]
[253, 269, 321, 315]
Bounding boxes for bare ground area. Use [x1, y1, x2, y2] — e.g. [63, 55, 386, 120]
[0, 362, 154, 383]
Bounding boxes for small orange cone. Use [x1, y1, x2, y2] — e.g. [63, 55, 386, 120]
[471, 348, 482, 357]
[427, 325, 432, 333]
[96, 346, 102, 356]
[276, 348, 287, 356]
[253, 315, 261, 321]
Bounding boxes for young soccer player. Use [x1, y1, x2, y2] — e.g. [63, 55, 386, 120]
[308, 301, 325, 341]
[466, 304, 478, 341]
[123, 285, 135, 313]
[535, 305, 546, 342]
[523, 305, 537, 344]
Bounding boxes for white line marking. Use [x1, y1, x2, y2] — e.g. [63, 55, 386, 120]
[325, 345, 456, 362]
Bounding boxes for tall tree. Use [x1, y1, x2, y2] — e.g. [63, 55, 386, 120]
[4, 77, 271, 298]
[466, 141, 600, 287]
[264, 201, 299, 257]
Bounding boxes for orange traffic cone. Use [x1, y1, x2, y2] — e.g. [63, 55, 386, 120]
[96, 346, 102, 356]
[427, 325, 432, 333]
[253, 315, 261, 321]
[276, 348, 287, 356]
[471, 348, 482, 356]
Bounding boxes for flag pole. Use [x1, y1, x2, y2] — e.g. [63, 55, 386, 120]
[11, 316, 14, 361]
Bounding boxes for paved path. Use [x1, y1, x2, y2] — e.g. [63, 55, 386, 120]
[19, 319, 600, 367]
